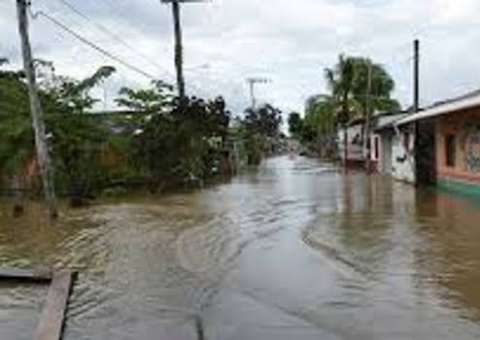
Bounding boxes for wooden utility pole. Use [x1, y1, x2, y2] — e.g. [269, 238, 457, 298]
[162, 0, 207, 100]
[413, 39, 420, 113]
[171, 0, 185, 99]
[364, 60, 373, 173]
[16, 0, 58, 219]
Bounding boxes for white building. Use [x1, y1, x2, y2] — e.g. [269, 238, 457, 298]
[337, 118, 365, 167]
[371, 112, 409, 177]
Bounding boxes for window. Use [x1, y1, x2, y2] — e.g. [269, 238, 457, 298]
[445, 134, 456, 167]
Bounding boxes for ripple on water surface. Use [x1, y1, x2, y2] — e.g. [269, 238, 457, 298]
[2, 157, 480, 339]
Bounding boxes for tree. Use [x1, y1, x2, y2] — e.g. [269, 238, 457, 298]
[0, 64, 34, 215]
[324, 55, 400, 163]
[44, 65, 116, 114]
[240, 104, 283, 164]
[115, 80, 173, 114]
[244, 104, 282, 138]
[288, 112, 303, 139]
[325, 55, 357, 163]
[349, 57, 400, 115]
[136, 95, 231, 191]
[0, 63, 117, 211]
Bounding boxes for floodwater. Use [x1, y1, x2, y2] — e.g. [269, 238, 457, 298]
[2, 156, 480, 340]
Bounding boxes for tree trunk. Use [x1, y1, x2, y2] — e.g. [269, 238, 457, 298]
[12, 175, 24, 218]
[16, 0, 58, 219]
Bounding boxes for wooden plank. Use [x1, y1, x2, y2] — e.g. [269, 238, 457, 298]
[0, 268, 52, 282]
[33, 271, 75, 340]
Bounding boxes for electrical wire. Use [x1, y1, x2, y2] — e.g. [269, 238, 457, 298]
[31, 10, 158, 81]
[54, 0, 174, 80]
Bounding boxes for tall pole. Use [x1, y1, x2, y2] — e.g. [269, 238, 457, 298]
[16, 0, 58, 219]
[364, 60, 373, 173]
[172, 0, 185, 99]
[413, 39, 420, 113]
[248, 79, 256, 109]
[246, 77, 270, 109]
[413, 39, 420, 185]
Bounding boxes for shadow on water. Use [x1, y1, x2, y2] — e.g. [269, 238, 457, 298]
[2, 156, 480, 339]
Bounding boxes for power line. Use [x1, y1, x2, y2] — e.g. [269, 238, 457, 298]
[54, 0, 174, 80]
[31, 10, 158, 81]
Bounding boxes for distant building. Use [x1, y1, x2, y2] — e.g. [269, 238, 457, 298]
[339, 112, 410, 171]
[371, 112, 409, 175]
[337, 118, 366, 167]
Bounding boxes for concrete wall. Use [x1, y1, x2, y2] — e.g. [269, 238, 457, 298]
[376, 132, 393, 175]
[391, 125, 416, 184]
[436, 108, 480, 189]
[337, 124, 365, 162]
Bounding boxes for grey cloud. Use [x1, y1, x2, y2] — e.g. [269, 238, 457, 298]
[2, 0, 480, 115]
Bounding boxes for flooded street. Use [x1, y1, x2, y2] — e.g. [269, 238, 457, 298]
[2, 156, 480, 339]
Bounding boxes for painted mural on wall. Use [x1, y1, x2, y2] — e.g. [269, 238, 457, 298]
[465, 124, 480, 173]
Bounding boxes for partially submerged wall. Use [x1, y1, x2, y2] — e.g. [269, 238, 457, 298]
[436, 109, 480, 192]
[392, 124, 416, 184]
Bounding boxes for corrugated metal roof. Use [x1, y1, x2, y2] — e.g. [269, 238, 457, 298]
[375, 113, 408, 131]
[397, 90, 480, 126]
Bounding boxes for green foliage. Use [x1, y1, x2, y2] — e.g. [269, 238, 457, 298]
[237, 104, 284, 165]
[137, 96, 231, 188]
[324, 54, 401, 125]
[349, 57, 401, 114]
[0, 67, 33, 174]
[288, 112, 303, 138]
[69, 66, 116, 97]
[244, 104, 282, 138]
[0, 59, 239, 203]
[0, 62, 116, 201]
[115, 80, 173, 113]
[49, 113, 109, 198]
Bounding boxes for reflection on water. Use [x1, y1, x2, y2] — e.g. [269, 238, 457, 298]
[1, 156, 480, 339]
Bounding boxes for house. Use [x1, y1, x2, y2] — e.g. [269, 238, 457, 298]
[337, 118, 366, 167]
[371, 112, 409, 175]
[338, 111, 409, 172]
[396, 89, 480, 193]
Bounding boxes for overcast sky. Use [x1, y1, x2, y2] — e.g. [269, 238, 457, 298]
[1, 0, 480, 118]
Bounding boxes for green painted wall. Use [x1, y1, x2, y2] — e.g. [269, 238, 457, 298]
[437, 177, 480, 197]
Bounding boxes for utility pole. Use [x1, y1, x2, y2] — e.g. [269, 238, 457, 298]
[364, 60, 373, 173]
[246, 77, 270, 109]
[161, 0, 207, 100]
[413, 39, 420, 113]
[171, 0, 185, 99]
[16, 0, 58, 219]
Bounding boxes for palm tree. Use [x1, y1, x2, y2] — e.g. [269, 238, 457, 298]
[324, 55, 401, 166]
[324, 55, 357, 165]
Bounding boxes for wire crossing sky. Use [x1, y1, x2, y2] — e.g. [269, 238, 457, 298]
[1, 0, 480, 116]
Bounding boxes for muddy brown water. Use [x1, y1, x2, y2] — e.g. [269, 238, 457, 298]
[2, 156, 480, 340]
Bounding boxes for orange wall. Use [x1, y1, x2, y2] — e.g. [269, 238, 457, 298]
[436, 108, 480, 183]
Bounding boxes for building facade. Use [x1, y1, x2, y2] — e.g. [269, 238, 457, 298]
[371, 112, 409, 176]
[395, 90, 480, 193]
[435, 108, 480, 193]
[391, 124, 416, 184]
[337, 119, 365, 167]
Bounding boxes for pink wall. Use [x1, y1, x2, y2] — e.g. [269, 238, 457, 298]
[436, 108, 480, 184]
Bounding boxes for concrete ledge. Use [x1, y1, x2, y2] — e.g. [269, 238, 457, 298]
[438, 177, 480, 197]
